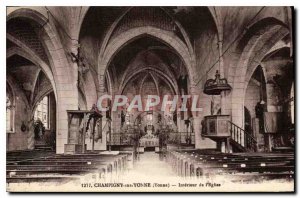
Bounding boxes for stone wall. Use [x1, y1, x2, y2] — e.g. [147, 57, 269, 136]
[245, 80, 261, 119]
[6, 76, 30, 151]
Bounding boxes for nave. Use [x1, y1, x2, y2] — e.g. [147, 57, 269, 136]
[6, 6, 295, 192]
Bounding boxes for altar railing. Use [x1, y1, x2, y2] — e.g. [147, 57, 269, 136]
[167, 132, 195, 145]
[107, 133, 135, 146]
[108, 132, 194, 146]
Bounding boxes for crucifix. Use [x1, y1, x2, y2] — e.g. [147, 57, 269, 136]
[70, 44, 89, 88]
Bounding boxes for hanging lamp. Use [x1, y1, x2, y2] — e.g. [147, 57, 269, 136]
[203, 70, 231, 95]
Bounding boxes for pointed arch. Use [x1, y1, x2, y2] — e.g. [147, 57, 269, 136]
[230, 17, 289, 127]
[8, 8, 78, 153]
[99, 27, 195, 89]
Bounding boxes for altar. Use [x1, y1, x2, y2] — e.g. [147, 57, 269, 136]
[139, 125, 159, 152]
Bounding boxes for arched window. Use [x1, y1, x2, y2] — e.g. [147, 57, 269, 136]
[6, 84, 14, 133]
[34, 95, 49, 129]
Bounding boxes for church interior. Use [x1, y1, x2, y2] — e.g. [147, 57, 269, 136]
[6, 6, 294, 191]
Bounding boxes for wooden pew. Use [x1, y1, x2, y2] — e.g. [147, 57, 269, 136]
[6, 152, 129, 183]
[6, 175, 81, 183]
[6, 150, 55, 163]
[167, 150, 294, 182]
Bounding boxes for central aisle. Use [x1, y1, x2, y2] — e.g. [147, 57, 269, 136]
[122, 152, 179, 183]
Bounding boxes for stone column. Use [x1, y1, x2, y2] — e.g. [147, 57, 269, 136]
[97, 69, 110, 150]
[56, 40, 79, 154]
[190, 84, 201, 148]
[217, 40, 228, 115]
[27, 113, 35, 150]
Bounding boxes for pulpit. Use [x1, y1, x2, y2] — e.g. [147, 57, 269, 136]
[202, 115, 231, 153]
[202, 115, 230, 140]
[64, 110, 102, 154]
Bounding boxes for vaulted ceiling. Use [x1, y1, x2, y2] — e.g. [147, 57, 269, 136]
[7, 53, 52, 105]
[7, 16, 53, 106]
[6, 6, 293, 110]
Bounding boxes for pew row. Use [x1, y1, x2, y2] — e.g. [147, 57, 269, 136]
[7, 151, 133, 183]
[166, 150, 294, 183]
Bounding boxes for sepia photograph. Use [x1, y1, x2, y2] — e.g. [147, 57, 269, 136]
[5, 5, 295, 192]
